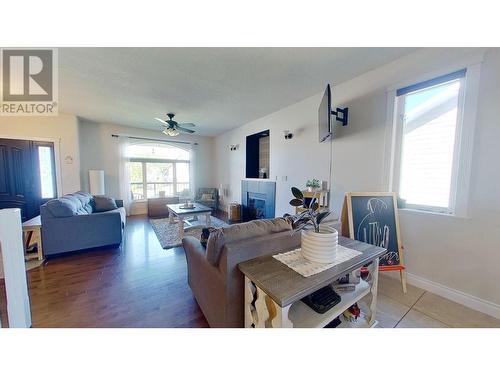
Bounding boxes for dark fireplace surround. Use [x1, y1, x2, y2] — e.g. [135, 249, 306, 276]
[241, 180, 276, 221]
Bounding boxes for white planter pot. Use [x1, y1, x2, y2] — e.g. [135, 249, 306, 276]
[301, 226, 338, 264]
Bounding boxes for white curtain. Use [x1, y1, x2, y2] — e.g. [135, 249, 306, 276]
[189, 143, 197, 199]
[118, 137, 132, 215]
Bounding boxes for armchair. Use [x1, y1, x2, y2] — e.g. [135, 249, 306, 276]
[195, 187, 219, 211]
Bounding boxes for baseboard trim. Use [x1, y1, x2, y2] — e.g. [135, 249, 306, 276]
[402, 271, 500, 320]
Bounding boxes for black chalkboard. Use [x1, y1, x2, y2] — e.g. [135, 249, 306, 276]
[344, 193, 403, 268]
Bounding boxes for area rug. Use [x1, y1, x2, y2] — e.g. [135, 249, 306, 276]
[0, 248, 45, 279]
[150, 216, 229, 249]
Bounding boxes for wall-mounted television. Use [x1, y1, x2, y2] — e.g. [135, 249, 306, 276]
[318, 83, 349, 143]
[318, 84, 332, 142]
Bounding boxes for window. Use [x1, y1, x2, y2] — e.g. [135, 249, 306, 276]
[36, 144, 57, 199]
[127, 143, 190, 200]
[394, 69, 467, 214]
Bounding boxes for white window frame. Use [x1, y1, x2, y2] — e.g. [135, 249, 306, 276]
[384, 61, 482, 217]
[129, 158, 191, 201]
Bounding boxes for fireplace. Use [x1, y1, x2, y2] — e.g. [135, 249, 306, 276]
[248, 193, 267, 220]
[241, 180, 276, 221]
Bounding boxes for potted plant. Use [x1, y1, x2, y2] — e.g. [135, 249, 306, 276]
[287, 187, 338, 263]
[305, 178, 321, 192]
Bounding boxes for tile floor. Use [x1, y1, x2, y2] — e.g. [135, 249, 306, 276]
[362, 274, 500, 328]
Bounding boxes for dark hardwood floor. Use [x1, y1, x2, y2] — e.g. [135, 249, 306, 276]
[1, 215, 213, 328]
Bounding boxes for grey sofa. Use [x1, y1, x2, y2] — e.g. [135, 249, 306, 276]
[194, 187, 219, 211]
[182, 218, 299, 328]
[40, 191, 126, 256]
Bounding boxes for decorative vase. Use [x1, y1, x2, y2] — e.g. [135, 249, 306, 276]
[307, 186, 313, 192]
[301, 226, 338, 263]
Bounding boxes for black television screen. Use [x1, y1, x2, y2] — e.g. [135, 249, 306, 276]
[318, 84, 332, 142]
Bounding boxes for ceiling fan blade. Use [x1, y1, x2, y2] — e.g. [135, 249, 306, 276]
[155, 117, 169, 125]
[177, 122, 196, 127]
[176, 126, 195, 134]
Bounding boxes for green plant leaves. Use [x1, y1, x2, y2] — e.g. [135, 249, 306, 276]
[293, 217, 310, 227]
[306, 179, 320, 188]
[289, 198, 304, 207]
[291, 187, 303, 199]
[288, 186, 331, 233]
[316, 211, 331, 224]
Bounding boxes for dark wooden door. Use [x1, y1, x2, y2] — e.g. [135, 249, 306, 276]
[0, 138, 57, 221]
[0, 139, 35, 221]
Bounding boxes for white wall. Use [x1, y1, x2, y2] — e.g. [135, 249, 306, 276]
[214, 94, 332, 215]
[78, 119, 215, 215]
[0, 113, 81, 195]
[213, 47, 500, 311]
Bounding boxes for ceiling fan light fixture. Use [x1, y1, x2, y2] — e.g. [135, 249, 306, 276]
[157, 113, 194, 136]
[163, 127, 180, 136]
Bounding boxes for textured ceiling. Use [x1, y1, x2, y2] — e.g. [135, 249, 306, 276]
[59, 48, 417, 136]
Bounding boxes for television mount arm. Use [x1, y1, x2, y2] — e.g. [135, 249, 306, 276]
[331, 107, 349, 126]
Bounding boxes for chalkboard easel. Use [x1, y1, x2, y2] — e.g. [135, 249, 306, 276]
[341, 192, 407, 294]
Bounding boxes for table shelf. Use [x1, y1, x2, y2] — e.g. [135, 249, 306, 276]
[337, 315, 378, 328]
[288, 280, 371, 328]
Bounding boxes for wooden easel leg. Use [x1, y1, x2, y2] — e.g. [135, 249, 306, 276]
[400, 269, 407, 294]
[368, 258, 379, 325]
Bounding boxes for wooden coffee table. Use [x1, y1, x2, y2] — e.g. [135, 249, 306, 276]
[167, 203, 212, 237]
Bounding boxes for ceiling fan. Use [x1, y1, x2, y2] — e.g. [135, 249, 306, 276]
[155, 113, 196, 136]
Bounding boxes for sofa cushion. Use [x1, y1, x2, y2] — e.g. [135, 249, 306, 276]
[45, 197, 78, 217]
[200, 227, 217, 248]
[206, 217, 292, 266]
[64, 192, 93, 214]
[93, 195, 118, 212]
[201, 193, 213, 201]
[73, 191, 93, 213]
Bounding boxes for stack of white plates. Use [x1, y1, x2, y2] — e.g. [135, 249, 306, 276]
[301, 226, 339, 264]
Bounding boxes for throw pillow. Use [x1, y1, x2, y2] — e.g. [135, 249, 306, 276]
[201, 193, 213, 201]
[200, 227, 216, 248]
[45, 197, 78, 217]
[93, 195, 118, 212]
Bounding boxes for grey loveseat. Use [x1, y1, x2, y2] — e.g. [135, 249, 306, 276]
[40, 192, 126, 256]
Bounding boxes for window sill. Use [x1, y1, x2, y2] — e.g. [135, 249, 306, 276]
[398, 207, 471, 220]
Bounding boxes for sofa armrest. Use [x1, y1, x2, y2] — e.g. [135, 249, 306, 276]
[183, 235, 226, 326]
[183, 236, 207, 261]
[183, 236, 225, 286]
